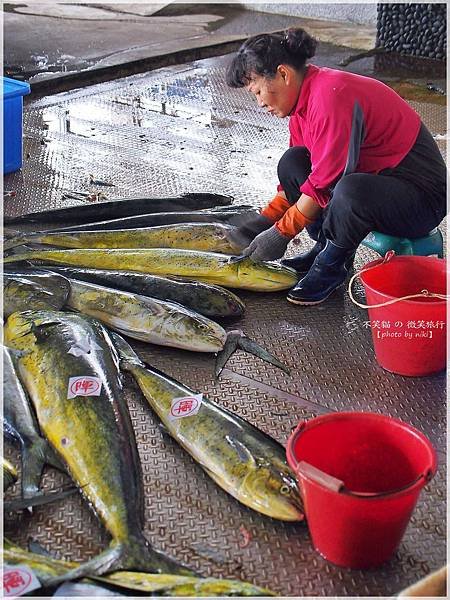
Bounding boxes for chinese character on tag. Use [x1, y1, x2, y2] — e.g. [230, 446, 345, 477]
[3, 565, 41, 597]
[169, 394, 203, 419]
[67, 376, 102, 399]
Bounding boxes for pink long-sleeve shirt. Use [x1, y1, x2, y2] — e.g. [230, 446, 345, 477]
[281, 64, 421, 207]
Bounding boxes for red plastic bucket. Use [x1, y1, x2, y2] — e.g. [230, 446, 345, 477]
[349, 253, 447, 376]
[286, 412, 437, 569]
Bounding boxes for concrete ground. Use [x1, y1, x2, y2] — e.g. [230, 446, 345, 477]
[3, 2, 446, 102]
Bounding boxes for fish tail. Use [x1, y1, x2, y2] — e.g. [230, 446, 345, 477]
[4, 486, 77, 512]
[4, 251, 35, 263]
[237, 333, 291, 375]
[45, 543, 124, 586]
[3, 234, 30, 251]
[47, 537, 196, 587]
[215, 330, 291, 377]
[21, 442, 47, 498]
[43, 442, 67, 473]
[21, 439, 66, 499]
[214, 330, 240, 377]
[120, 535, 197, 576]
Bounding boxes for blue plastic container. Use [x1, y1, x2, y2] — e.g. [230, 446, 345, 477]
[3, 77, 31, 174]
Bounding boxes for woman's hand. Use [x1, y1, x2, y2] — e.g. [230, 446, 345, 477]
[239, 225, 291, 262]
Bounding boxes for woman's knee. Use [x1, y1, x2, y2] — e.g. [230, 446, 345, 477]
[277, 146, 311, 185]
[331, 174, 369, 211]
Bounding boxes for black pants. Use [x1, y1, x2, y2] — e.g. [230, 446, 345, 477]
[277, 125, 447, 249]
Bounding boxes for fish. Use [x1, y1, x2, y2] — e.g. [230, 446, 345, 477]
[3, 345, 65, 498]
[39, 266, 245, 319]
[3, 458, 18, 491]
[4, 310, 195, 582]
[64, 279, 289, 375]
[5, 248, 299, 292]
[3, 271, 71, 318]
[65, 278, 228, 352]
[4, 192, 234, 224]
[37, 206, 258, 233]
[4, 540, 274, 596]
[111, 333, 303, 521]
[4, 223, 245, 254]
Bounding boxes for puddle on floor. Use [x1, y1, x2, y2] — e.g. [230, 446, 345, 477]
[5, 54, 96, 82]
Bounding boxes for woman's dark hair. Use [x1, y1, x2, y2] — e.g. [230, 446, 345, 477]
[226, 28, 317, 88]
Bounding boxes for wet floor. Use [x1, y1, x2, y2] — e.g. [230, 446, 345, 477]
[3, 2, 446, 106]
[4, 54, 447, 590]
[3, 7, 447, 597]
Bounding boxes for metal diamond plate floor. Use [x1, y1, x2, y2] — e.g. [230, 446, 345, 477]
[3, 55, 447, 597]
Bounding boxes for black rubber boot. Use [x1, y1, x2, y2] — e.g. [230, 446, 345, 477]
[287, 240, 356, 305]
[281, 237, 326, 275]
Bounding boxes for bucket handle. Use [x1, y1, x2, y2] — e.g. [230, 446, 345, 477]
[348, 251, 449, 309]
[296, 461, 428, 498]
[288, 419, 435, 498]
[296, 461, 345, 493]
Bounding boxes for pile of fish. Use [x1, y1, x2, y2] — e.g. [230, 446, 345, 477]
[3, 194, 302, 596]
[4, 192, 298, 375]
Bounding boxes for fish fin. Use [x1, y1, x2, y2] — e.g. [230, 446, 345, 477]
[3, 345, 28, 360]
[237, 333, 291, 375]
[110, 332, 144, 368]
[4, 486, 77, 512]
[214, 331, 241, 378]
[30, 320, 62, 343]
[225, 437, 257, 467]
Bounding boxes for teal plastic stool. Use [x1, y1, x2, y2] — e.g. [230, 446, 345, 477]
[361, 228, 444, 258]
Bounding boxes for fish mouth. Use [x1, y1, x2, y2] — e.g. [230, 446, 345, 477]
[240, 470, 304, 521]
[222, 255, 296, 289]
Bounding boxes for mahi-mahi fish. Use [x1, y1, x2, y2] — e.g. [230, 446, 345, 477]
[4, 310, 195, 583]
[4, 223, 245, 254]
[4, 540, 275, 596]
[37, 205, 257, 233]
[63, 278, 289, 375]
[111, 333, 303, 521]
[5, 248, 299, 292]
[4, 264, 245, 319]
[4, 192, 234, 224]
[41, 265, 246, 319]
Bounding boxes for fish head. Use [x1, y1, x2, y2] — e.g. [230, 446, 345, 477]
[163, 305, 227, 353]
[235, 259, 298, 291]
[241, 458, 304, 521]
[186, 316, 227, 352]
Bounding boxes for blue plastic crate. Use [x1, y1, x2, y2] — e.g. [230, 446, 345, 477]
[3, 77, 31, 174]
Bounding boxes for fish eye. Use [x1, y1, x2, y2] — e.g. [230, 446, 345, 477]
[280, 484, 290, 495]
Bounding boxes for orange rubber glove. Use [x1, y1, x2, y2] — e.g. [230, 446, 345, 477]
[260, 193, 292, 222]
[275, 203, 315, 238]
